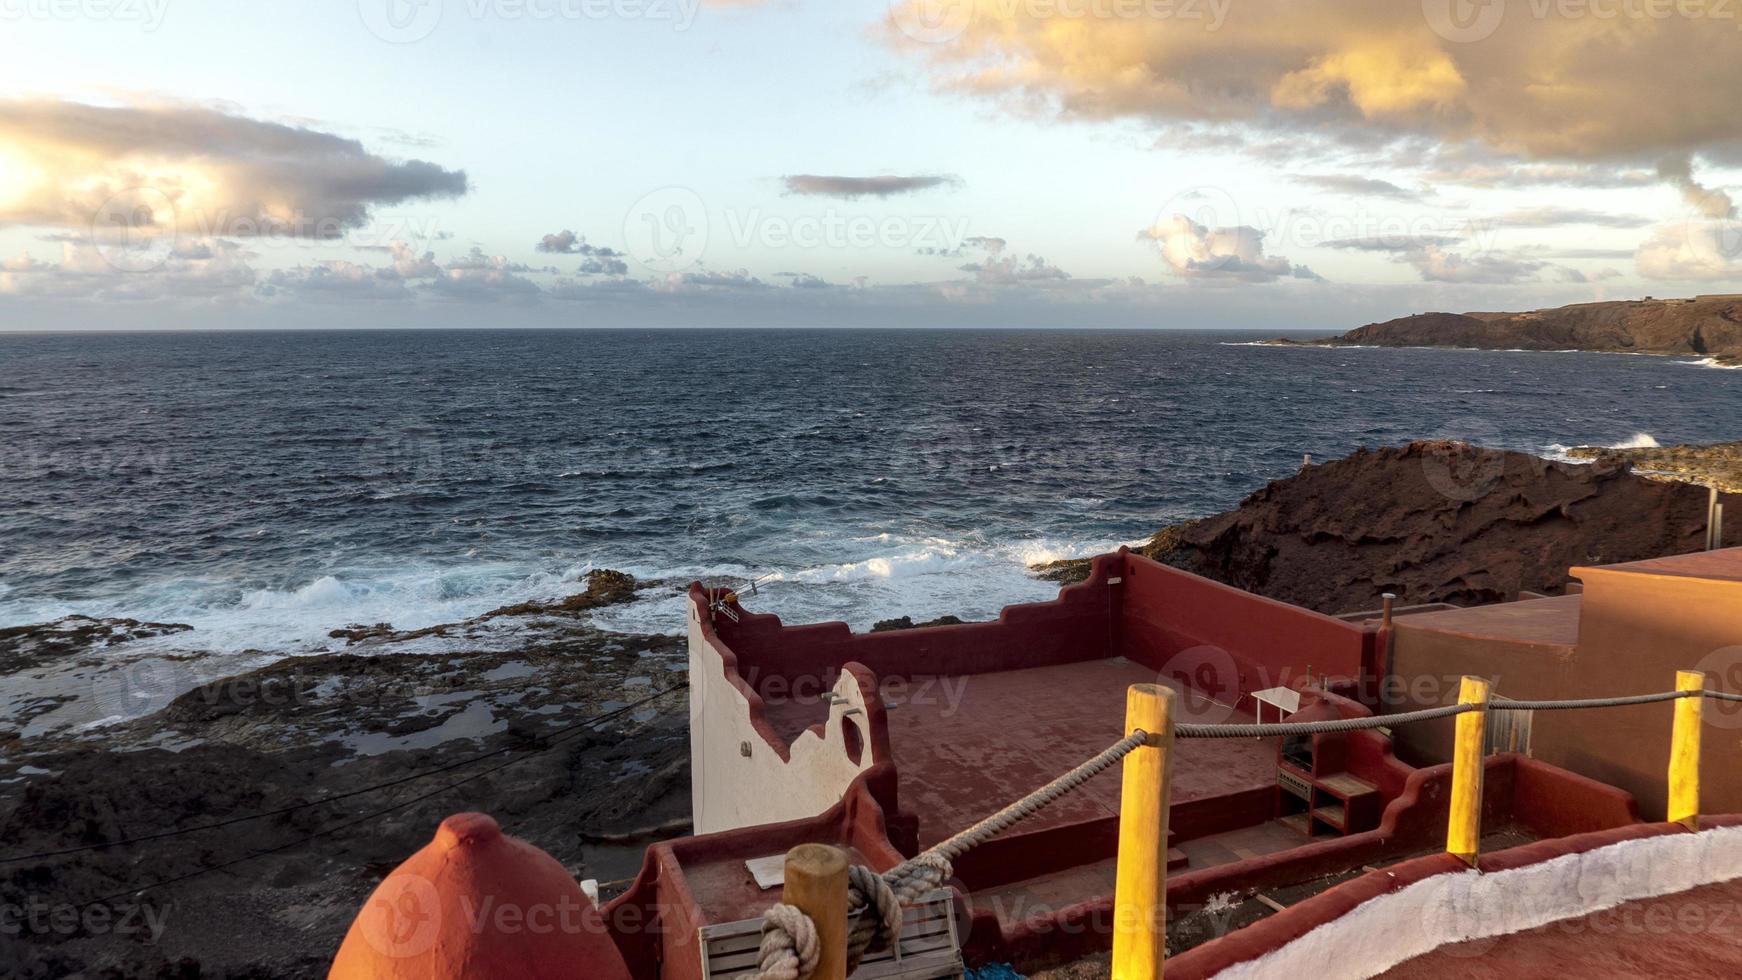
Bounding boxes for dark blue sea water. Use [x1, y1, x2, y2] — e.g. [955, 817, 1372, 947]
[3, 328, 1739, 653]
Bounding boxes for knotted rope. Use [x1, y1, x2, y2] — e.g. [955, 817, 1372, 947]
[744, 730, 1151, 980]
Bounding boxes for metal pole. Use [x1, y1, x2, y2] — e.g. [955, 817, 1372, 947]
[1381, 593, 1397, 628]
[1113, 683, 1174, 980]
[1709, 488, 1720, 550]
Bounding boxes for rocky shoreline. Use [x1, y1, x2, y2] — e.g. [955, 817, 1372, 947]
[1565, 439, 1742, 494]
[0, 571, 692, 980]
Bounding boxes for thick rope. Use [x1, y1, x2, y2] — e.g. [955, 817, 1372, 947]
[1177, 703, 1474, 739]
[746, 730, 1149, 979]
[1490, 691, 1698, 710]
[753, 904, 818, 980]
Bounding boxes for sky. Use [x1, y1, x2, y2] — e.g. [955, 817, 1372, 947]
[1, 0, 1741, 330]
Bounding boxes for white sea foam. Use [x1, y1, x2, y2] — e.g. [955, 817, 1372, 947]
[1542, 432, 1662, 463]
[589, 532, 1126, 638]
[1686, 356, 1742, 370]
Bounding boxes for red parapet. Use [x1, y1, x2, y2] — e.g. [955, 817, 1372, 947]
[329, 812, 631, 980]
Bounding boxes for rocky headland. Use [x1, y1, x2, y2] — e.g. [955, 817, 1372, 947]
[1278, 296, 1742, 366]
[1037, 440, 1739, 614]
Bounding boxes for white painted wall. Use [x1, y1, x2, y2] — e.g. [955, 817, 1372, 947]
[688, 599, 878, 835]
[1212, 824, 1742, 979]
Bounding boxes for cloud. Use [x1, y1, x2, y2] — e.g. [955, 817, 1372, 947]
[776, 272, 839, 289]
[1290, 174, 1420, 199]
[1490, 207, 1653, 229]
[0, 238, 256, 301]
[1658, 156, 1737, 219]
[264, 260, 414, 302]
[535, 229, 629, 274]
[669, 268, 772, 290]
[954, 235, 1070, 284]
[0, 98, 468, 239]
[428, 247, 544, 302]
[1636, 222, 1742, 281]
[1320, 234, 1461, 252]
[781, 174, 963, 199]
[1139, 215, 1319, 283]
[1402, 244, 1553, 284]
[885, 1, 1742, 162]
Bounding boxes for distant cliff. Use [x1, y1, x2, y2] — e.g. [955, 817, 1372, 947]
[1292, 297, 1742, 365]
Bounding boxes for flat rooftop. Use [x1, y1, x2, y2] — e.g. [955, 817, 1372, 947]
[1579, 546, 1742, 583]
[1392, 593, 1582, 647]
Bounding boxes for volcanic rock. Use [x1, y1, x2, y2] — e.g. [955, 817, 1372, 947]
[1039, 441, 1739, 614]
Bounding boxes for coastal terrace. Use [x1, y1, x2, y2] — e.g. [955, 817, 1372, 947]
[599, 551, 1642, 977]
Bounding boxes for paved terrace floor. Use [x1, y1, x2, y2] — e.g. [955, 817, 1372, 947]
[884, 657, 1278, 849]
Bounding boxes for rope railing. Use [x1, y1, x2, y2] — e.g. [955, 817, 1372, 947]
[744, 678, 1741, 979]
[744, 730, 1152, 980]
[1176, 688, 1738, 739]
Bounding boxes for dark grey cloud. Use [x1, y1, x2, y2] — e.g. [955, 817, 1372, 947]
[781, 174, 963, 199]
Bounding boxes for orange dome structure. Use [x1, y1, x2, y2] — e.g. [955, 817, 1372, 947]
[329, 812, 632, 980]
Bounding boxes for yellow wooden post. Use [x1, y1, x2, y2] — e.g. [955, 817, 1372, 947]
[1447, 675, 1490, 866]
[1670, 670, 1705, 830]
[1113, 683, 1174, 980]
[782, 844, 849, 980]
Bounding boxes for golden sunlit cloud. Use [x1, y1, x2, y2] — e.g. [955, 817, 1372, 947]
[884, 0, 1742, 163]
[0, 99, 467, 240]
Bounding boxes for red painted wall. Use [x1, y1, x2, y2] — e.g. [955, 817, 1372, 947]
[1116, 552, 1370, 714]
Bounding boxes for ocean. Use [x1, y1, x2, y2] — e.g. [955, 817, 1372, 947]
[3, 328, 1739, 658]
